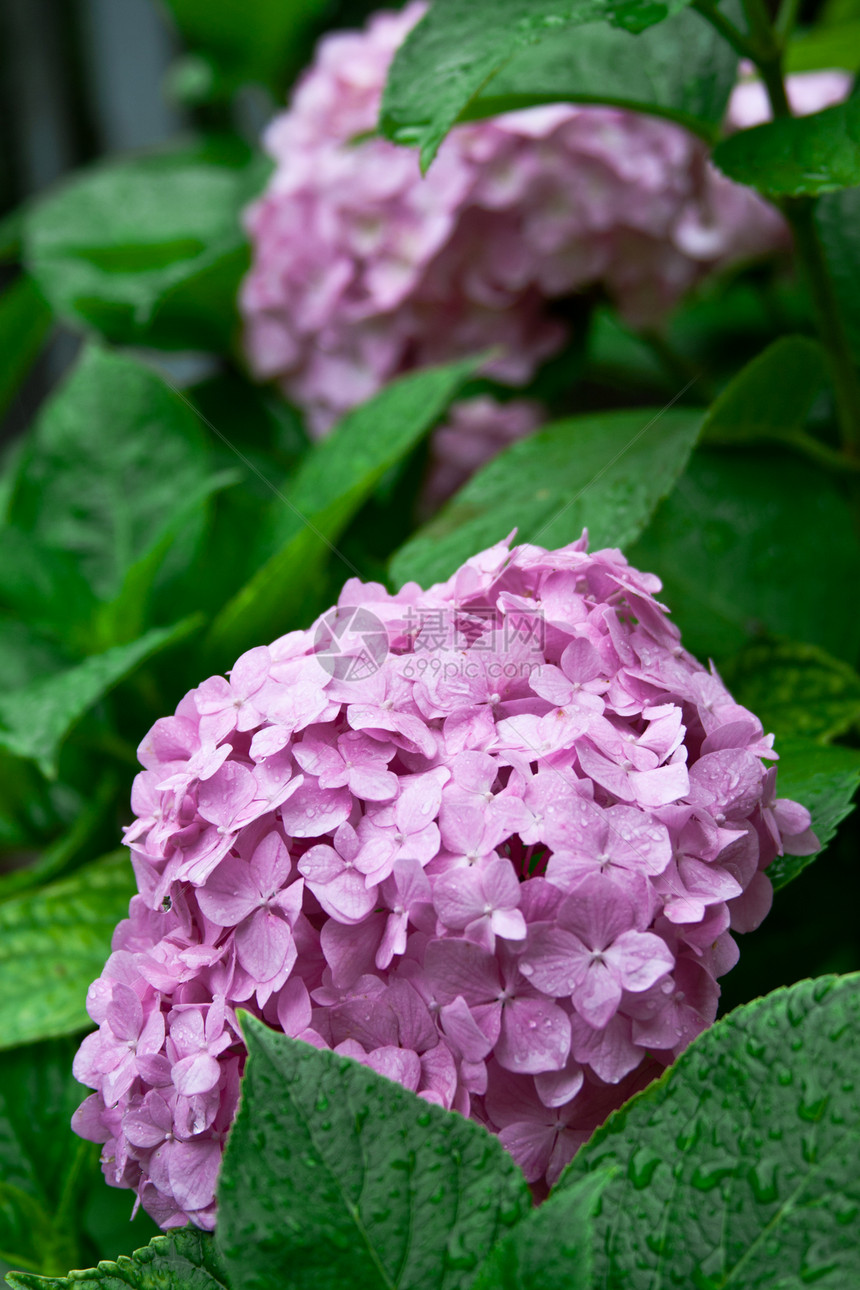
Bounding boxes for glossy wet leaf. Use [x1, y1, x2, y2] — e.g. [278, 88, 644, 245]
[560, 973, 860, 1287]
[0, 617, 199, 776]
[6, 346, 212, 608]
[391, 406, 702, 590]
[0, 530, 102, 658]
[380, 0, 694, 169]
[6, 1229, 227, 1289]
[206, 358, 477, 666]
[0, 852, 135, 1050]
[767, 738, 860, 888]
[216, 1015, 531, 1290]
[628, 448, 860, 663]
[460, 5, 737, 137]
[713, 94, 860, 196]
[23, 142, 265, 350]
[700, 336, 828, 453]
[720, 639, 860, 743]
[471, 1171, 606, 1290]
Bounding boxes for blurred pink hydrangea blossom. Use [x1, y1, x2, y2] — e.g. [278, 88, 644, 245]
[240, 3, 848, 442]
[73, 534, 816, 1229]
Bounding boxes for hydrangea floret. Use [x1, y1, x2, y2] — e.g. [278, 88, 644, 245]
[240, 3, 848, 437]
[73, 534, 816, 1229]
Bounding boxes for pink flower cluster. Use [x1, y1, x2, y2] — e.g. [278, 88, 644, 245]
[240, 4, 847, 438]
[73, 535, 816, 1228]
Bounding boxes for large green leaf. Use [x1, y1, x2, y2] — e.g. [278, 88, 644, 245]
[0, 618, 199, 777]
[380, 0, 695, 169]
[768, 738, 860, 889]
[713, 94, 860, 196]
[160, 0, 330, 95]
[391, 405, 702, 590]
[560, 973, 860, 1287]
[215, 1016, 531, 1290]
[0, 852, 135, 1050]
[6, 1230, 227, 1290]
[699, 336, 835, 465]
[628, 448, 860, 663]
[787, 21, 860, 72]
[0, 531, 102, 657]
[0, 620, 67, 694]
[205, 359, 477, 665]
[0, 277, 52, 423]
[23, 142, 265, 351]
[470, 1172, 606, 1290]
[720, 639, 860, 743]
[6, 346, 212, 612]
[460, 4, 738, 138]
[817, 186, 860, 363]
[0, 1039, 156, 1276]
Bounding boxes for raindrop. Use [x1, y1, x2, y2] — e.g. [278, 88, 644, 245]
[798, 1092, 829, 1123]
[691, 1157, 736, 1191]
[748, 1159, 778, 1205]
[628, 1147, 662, 1190]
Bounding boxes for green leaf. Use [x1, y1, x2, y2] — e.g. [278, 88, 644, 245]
[0, 773, 119, 899]
[0, 852, 135, 1050]
[6, 346, 212, 610]
[767, 738, 860, 888]
[713, 94, 860, 196]
[0, 618, 199, 777]
[160, 0, 330, 95]
[720, 639, 860, 743]
[461, 4, 738, 138]
[0, 530, 113, 660]
[471, 1171, 606, 1290]
[0, 620, 67, 694]
[23, 142, 265, 350]
[817, 185, 860, 364]
[700, 336, 834, 464]
[391, 405, 702, 591]
[560, 973, 860, 1288]
[0, 1037, 157, 1276]
[628, 448, 860, 663]
[787, 21, 860, 73]
[380, 0, 695, 169]
[0, 277, 52, 423]
[205, 358, 477, 666]
[215, 1015, 531, 1290]
[5, 1229, 228, 1290]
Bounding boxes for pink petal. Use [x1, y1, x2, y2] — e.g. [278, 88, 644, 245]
[235, 908, 295, 981]
[172, 1052, 221, 1096]
[495, 997, 571, 1074]
[168, 1138, 222, 1212]
[608, 930, 674, 993]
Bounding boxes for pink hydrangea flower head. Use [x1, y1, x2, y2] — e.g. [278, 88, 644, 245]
[240, 4, 847, 453]
[74, 533, 815, 1227]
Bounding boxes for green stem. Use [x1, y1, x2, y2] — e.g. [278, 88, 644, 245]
[775, 0, 802, 42]
[740, 0, 792, 113]
[691, 0, 757, 59]
[738, 0, 860, 456]
[783, 198, 860, 455]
